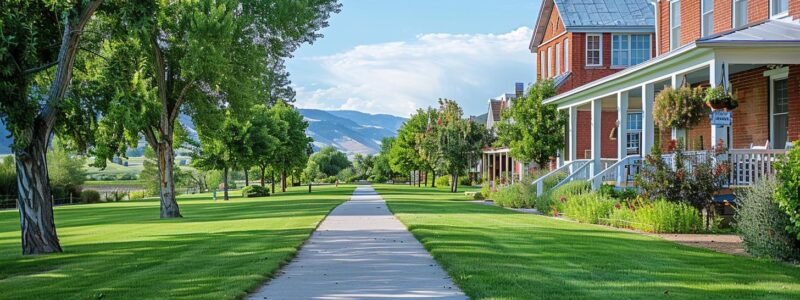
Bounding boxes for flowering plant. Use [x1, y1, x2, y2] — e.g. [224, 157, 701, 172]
[654, 86, 709, 129]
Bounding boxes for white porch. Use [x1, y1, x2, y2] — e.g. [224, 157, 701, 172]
[534, 21, 800, 194]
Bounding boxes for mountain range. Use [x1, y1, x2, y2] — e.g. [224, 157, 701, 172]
[0, 109, 406, 156]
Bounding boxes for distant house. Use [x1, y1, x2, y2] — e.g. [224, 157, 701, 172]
[480, 84, 528, 184]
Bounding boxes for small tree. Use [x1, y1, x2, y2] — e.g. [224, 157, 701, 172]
[495, 80, 565, 168]
[269, 101, 312, 192]
[435, 99, 488, 193]
[310, 146, 351, 177]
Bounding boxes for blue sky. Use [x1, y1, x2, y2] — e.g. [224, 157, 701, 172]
[288, 0, 542, 118]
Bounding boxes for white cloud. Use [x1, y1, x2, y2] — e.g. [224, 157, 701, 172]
[292, 27, 535, 117]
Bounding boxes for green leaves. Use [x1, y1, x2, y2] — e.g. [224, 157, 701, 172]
[775, 141, 800, 240]
[495, 80, 564, 166]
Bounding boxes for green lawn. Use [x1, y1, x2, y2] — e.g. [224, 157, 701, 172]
[0, 185, 355, 299]
[374, 184, 800, 300]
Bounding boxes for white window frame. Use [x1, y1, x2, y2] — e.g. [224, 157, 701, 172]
[701, 0, 714, 37]
[547, 47, 553, 78]
[585, 33, 602, 67]
[611, 34, 651, 67]
[670, 0, 681, 50]
[769, 70, 790, 149]
[732, 0, 748, 28]
[771, 0, 789, 19]
[555, 42, 561, 75]
[564, 39, 570, 72]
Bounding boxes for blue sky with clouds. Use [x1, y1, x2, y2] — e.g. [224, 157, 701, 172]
[288, 0, 542, 118]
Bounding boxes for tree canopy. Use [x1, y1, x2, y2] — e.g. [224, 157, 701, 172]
[310, 146, 351, 177]
[495, 80, 566, 167]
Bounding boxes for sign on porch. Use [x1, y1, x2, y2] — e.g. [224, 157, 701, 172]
[710, 111, 732, 126]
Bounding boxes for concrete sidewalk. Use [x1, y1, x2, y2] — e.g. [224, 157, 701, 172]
[248, 186, 466, 300]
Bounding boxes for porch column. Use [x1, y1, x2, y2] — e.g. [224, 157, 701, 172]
[617, 91, 629, 184]
[709, 60, 730, 150]
[591, 98, 602, 181]
[671, 74, 686, 146]
[569, 106, 578, 162]
[642, 83, 656, 155]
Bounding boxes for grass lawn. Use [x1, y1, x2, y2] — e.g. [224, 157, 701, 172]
[374, 184, 800, 300]
[0, 185, 355, 299]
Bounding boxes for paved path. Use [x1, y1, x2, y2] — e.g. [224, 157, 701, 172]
[249, 186, 466, 300]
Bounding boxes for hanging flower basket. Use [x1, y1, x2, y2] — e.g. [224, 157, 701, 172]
[654, 86, 709, 129]
[704, 86, 739, 110]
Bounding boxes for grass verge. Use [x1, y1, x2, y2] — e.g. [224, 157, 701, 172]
[374, 184, 800, 299]
[0, 185, 355, 299]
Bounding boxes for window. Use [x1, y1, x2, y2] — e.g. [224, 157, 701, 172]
[555, 43, 561, 75]
[733, 0, 748, 28]
[585, 34, 602, 66]
[563, 39, 570, 72]
[771, 0, 789, 18]
[627, 113, 643, 154]
[547, 47, 553, 78]
[611, 34, 651, 66]
[670, 0, 681, 50]
[771, 77, 789, 149]
[540, 51, 546, 79]
[702, 0, 714, 37]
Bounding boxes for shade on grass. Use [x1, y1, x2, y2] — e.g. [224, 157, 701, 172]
[374, 184, 800, 300]
[0, 185, 355, 299]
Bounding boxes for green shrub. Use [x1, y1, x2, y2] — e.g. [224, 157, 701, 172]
[775, 140, 800, 239]
[541, 171, 567, 191]
[465, 191, 484, 200]
[563, 193, 614, 224]
[458, 176, 472, 186]
[320, 176, 338, 184]
[129, 191, 147, 200]
[535, 180, 590, 215]
[368, 174, 387, 183]
[241, 185, 270, 198]
[632, 199, 702, 233]
[607, 205, 636, 228]
[106, 191, 126, 202]
[493, 183, 535, 208]
[81, 190, 101, 204]
[736, 179, 800, 261]
[480, 183, 493, 200]
[435, 176, 450, 187]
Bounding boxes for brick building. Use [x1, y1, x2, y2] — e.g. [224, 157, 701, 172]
[537, 0, 800, 192]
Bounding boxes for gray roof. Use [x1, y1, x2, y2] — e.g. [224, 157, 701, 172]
[697, 20, 800, 46]
[555, 0, 654, 29]
[530, 0, 655, 50]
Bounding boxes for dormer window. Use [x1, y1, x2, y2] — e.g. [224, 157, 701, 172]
[771, 0, 788, 18]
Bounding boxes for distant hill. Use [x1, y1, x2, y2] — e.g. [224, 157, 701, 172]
[0, 109, 406, 156]
[472, 113, 488, 125]
[299, 109, 405, 155]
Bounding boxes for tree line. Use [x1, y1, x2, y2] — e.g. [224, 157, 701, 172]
[1, 0, 340, 255]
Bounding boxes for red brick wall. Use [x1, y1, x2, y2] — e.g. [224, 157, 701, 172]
[537, 5, 568, 80]
[714, 0, 732, 32]
[575, 110, 619, 159]
[657, 0, 795, 56]
[788, 66, 800, 142]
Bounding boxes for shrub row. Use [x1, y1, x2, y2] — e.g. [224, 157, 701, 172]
[534, 181, 590, 216]
[241, 185, 270, 198]
[736, 179, 800, 262]
[561, 192, 703, 233]
[492, 182, 535, 208]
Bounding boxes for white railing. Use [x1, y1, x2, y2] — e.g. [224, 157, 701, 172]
[729, 149, 787, 186]
[533, 159, 589, 196]
[551, 161, 593, 191]
[589, 155, 642, 189]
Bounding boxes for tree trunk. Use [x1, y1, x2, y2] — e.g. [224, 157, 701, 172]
[244, 169, 249, 187]
[15, 133, 62, 255]
[424, 171, 428, 187]
[223, 167, 229, 201]
[281, 169, 287, 192]
[260, 165, 266, 187]
[271, 170, 276, 194]
[431, 170, 436, 188]
[417, 170, 421, 187]
[451, 174, 458, 193]
[156, 141, 181, 218]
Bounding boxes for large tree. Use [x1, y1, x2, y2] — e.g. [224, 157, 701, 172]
[269, 101, 312, 192]
[193, 111, 252, 201]
[310, 146, 351, 177]
[390, 108, 437, 185]
[0, 0, 102, 254]
[495, 80, 566, 168]
[93, 0, 340, 217]
[435, 99, 488, 193]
